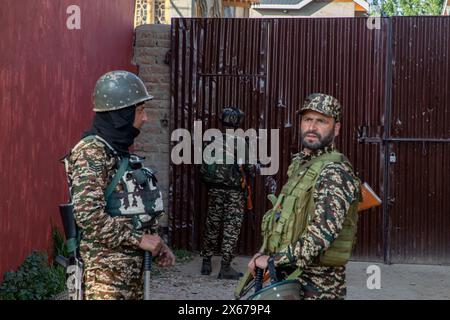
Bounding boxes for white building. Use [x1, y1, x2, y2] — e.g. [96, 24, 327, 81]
[250, 0, 370, 18]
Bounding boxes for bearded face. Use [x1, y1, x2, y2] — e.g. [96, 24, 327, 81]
[300, 111, 340, 151]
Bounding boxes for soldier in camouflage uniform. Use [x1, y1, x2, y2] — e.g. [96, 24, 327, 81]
[200, 107, 254, 279]
[64, 71, 175, 300]
[247, 93, 361, 300]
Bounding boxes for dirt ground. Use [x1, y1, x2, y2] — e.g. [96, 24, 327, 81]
[150, 254, 450, 300]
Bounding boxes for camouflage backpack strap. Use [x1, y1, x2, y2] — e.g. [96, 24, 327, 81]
[104, 156, 129, 204]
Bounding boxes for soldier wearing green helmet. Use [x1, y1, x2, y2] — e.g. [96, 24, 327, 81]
[61, 70, 175, 300]
[240, 93, 361, 300]
[200, 107, 255, 280]
[92, 70, 154, 112]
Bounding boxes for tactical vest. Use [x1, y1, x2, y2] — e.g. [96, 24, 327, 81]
[68, 135, 164, 231]
[200, 133, 246, 189]
[261, 151, 360, 267]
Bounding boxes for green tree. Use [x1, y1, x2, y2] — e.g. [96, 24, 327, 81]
[371, 0, 445, 16]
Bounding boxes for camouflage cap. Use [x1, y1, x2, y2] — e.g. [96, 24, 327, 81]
[300, 93, 342, 122]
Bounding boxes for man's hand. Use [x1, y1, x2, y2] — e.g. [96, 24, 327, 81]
[139, 234, 163, 256]
[157, 243, 176, 267]
[247, 253, 270, 277]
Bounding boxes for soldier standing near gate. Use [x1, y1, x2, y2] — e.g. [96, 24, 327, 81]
[200, 107, 255, 280]
[63, 71, 175, 299]
[243, 93, 361, 299]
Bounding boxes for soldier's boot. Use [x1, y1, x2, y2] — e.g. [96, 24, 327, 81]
[217, 261, 243, 280]
[201, 257, 212, 275]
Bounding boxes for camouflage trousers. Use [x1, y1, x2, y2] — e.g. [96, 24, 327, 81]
[200, 188, 245, 264]
[83, 254, 144, 300]
[279, 265, 346, 300]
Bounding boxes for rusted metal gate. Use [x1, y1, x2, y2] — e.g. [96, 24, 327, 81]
[170, 17, 450, 264]
[382, 17, 450, 264]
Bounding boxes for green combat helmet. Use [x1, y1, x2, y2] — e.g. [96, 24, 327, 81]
[93, 70, 153, 112]
[300, 93, 342, 122]
[248, 280, 302, 300]
[220, 107, 245, 127]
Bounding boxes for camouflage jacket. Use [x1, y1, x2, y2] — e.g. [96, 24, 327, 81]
[272, 145, 360, 286]
[66, 137, 158, 267]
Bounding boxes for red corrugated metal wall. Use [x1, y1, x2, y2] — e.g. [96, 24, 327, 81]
[0, 0, 136, 277]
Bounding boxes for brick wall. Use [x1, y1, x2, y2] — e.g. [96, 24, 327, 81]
[133, 24, 171, 235]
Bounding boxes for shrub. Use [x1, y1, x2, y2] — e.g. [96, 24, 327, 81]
[0, 251, 66, 300]
[52, 226, 69, 261]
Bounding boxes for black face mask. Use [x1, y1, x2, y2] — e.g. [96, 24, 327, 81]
[83, 106, 139, 155]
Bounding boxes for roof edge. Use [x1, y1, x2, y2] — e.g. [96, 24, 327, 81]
[253, 0, 369, 11]
[252, 0, 313, 10]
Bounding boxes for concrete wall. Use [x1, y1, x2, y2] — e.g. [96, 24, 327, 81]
[133, 24, 172, 236]
[250, 1, 355, 18]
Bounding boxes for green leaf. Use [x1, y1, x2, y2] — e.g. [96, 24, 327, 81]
[0, 251, 67, 300]
[380, 0, 445, 16]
